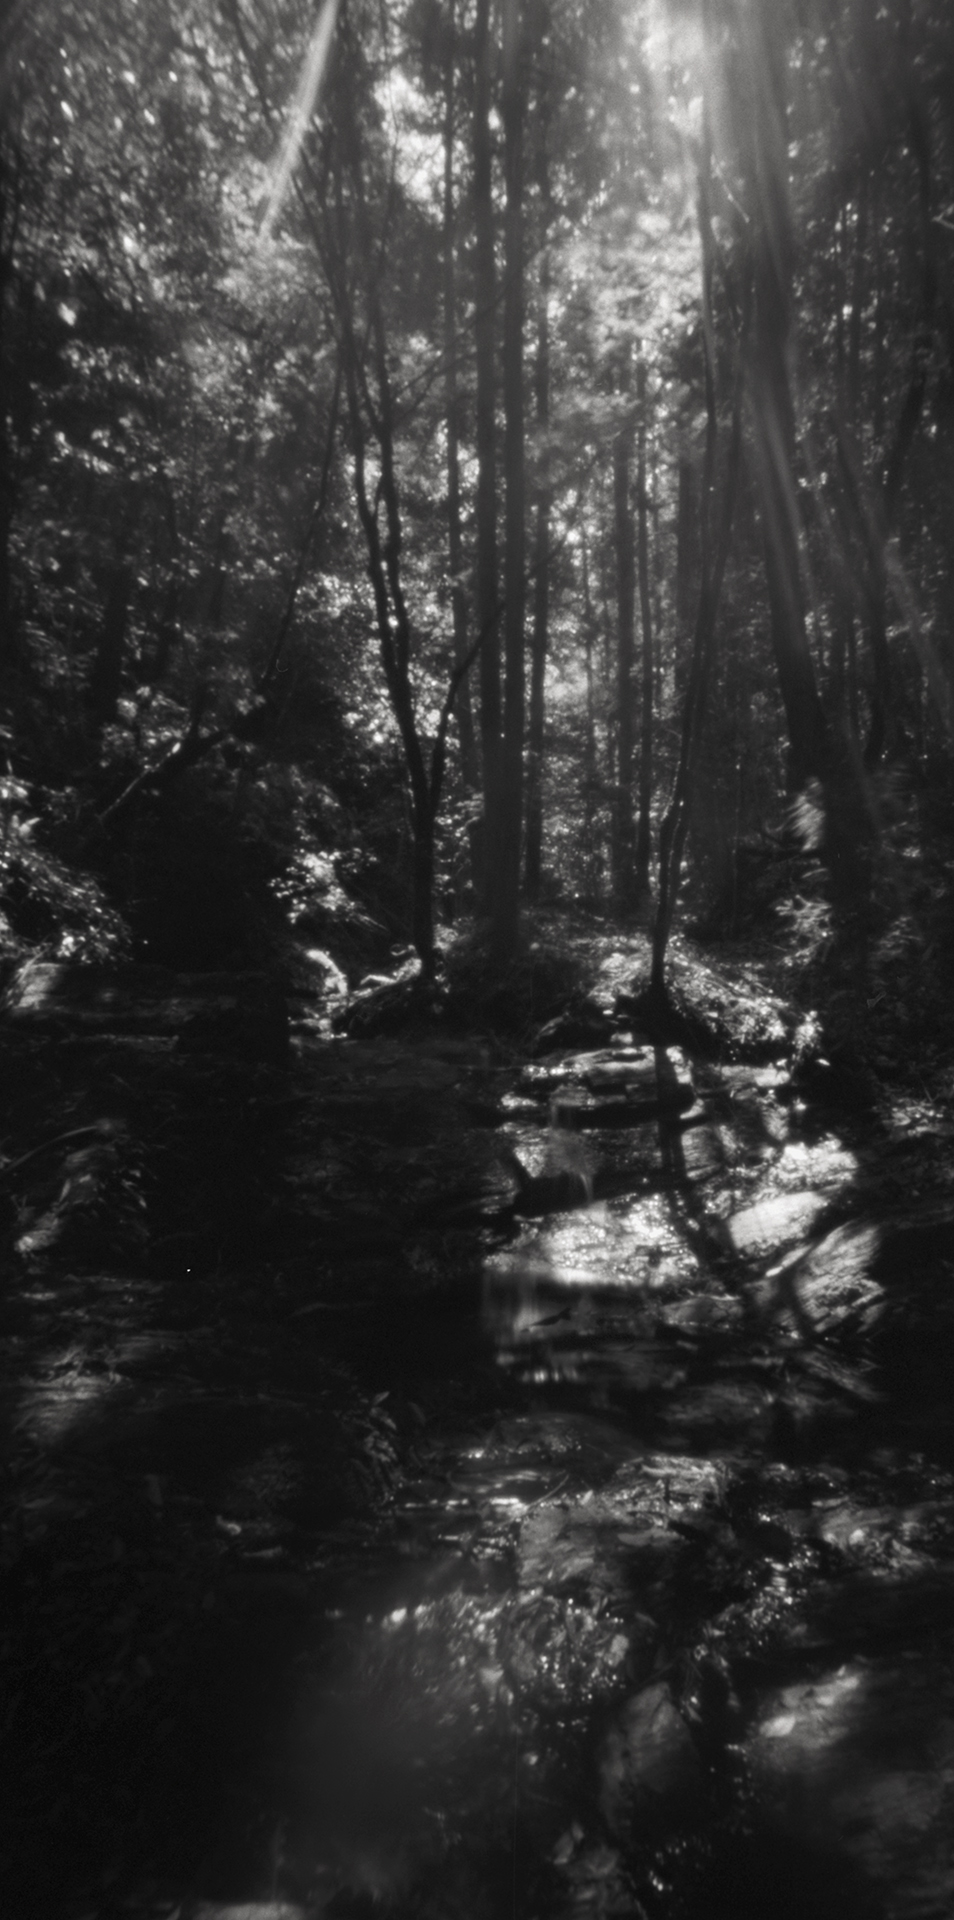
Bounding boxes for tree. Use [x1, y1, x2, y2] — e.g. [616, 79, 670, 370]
[495, 0, 528, 961]
[634, 354, 654, 900]
[523, 0, 552, 903]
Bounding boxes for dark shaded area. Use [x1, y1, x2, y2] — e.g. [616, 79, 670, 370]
[1, 930, 953, 1919]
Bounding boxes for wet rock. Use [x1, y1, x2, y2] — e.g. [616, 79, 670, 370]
[746, 1655, 954, 1919]
[518, 1496, 638, 1599]
[2, 958, 289, 1066]
[659, 1292, 745, 1336]
[482, 1411, 644, 1484]
[753, 1223, 885, 1337]
[655, 1378, 776, 1451]
[599, 1681, 705, 1836]
[606, 1452, 729, 1516]
[723, 1190, 830, 1262]
[554, 1839, 639, 1916]
[500, 1588, 636, 1707]
[667, 1120, 726, 1184]
[518, 1044, 691, 1109]
[12, 1124, 147, 1267]
[516, 1457, 735, 1609]
[530, 998, 614, 1054]
[549, 1083, 695, 1129]
[338, 968, 441, 1035]
[717, 1063, 793, 1095]
[296, 945, 349, 1015]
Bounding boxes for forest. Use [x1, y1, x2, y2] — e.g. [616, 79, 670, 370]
[2, 0, 954, 1916]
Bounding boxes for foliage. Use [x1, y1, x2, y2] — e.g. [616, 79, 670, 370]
[0, 0, 951, 1005]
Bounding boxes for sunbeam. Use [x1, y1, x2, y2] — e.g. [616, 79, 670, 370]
[258, 0, 339, 245]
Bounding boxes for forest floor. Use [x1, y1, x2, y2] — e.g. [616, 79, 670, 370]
[2, 924, 954, 1920]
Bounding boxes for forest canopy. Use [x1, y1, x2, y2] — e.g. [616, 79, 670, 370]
[1, 0, 952, 1006]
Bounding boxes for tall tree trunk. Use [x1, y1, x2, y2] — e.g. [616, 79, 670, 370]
[0, 148, 12, 657]
[494, 0, 525, 962]
[90, 564, 132, 728]
[524, 9, 550, 902]
[442, 3, 479, 796]
[745, 0, 871, 915]
[651, 27, 746, 1000]
[473, 0, 501, 916]
[580, 505, 601, 902]
[634, 357, 654, 902]
[748, 39, 827, 792]
[675, 453, 697, 636]
[613, 353, 636, 914]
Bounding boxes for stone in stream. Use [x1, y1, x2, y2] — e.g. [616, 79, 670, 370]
[722, 1189, 830, 1263]
[745, 1655, 954, 1918]
[659, 1292, 745, 1335]
[517, 1454, 728, 1605]
[517, 1046, 693, 1126]
[599, 1681, 706, 1836]
[753, 1223, 886, 1337]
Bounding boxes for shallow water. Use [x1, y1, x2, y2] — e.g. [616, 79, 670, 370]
[5, 1026, 954, 1919]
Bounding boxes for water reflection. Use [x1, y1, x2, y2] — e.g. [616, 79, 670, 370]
[482, 1223, 695, 1390]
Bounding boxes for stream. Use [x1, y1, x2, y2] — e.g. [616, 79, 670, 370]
[3, 947, 954, 1919]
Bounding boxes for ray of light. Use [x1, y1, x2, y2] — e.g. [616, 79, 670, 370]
[258, 0, 339, 245]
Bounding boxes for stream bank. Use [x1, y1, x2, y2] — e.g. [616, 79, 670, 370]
[2, 932, 954, 1919]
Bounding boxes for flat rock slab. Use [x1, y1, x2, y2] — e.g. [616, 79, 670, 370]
[659, 1292, 745, 1336]
[723, 1190, 830, 1262]
[2, 959, 289, 1065]
[518, 1046, 692, 1118]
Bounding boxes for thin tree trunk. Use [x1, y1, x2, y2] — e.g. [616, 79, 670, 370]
[0, 148, 12, 656]
[473, 0, 501, 915]
[90, 565, 132, 728]
[524, 12, 550, 902]
[613, 353, 636, 914]
[848, 168, 868, 422]
[443, 5, 479, 794]
[634, 357, 654, 902]
[651, 30, 745, 1000]
[495, 0, 525, 962]
[581, 505, 599, 902]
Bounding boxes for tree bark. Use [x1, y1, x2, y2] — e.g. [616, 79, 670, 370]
[613, 352, 636, 914]
[744, 0, 872, 917]
[473, 0, 501, 915]
[442, 4, 479, 794]
[89, 565, 132, 729]
[634, 357, 654, 902]
[494, 0, 526, 962]
[524, 10, 550, 903]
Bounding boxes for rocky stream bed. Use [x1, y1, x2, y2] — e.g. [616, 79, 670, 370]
[2, 937, 954, 1919]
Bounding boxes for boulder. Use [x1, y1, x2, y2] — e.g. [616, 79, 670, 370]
[753, 1223, 885, 1337]
[599, 1682, 705, 1836]
[724, 1190, 830, 1263]
[1, 959, 289, 1066]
